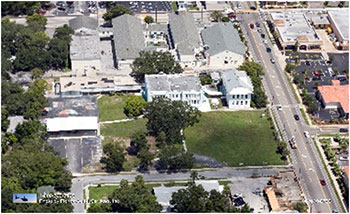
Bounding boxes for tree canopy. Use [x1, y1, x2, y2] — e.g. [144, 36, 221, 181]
[26, 13, 47, 32]
[157, 145, 195, 171]
[102, 143, 126, 172]
[210, 11, 224, 22]
[238, 61, 267, 108]
[131, 51, 183, 82]
[103, 4, 134, 23]
[110, 176, 162, 212]
[124, 96, 147, 118]
[144, 15, 154, 24]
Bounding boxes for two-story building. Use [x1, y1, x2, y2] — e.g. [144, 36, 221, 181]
[142, 73, 207, 108]
[168, 11, 204, 69]
[201, 23, 245, 68]
[221, 69, 253, 109]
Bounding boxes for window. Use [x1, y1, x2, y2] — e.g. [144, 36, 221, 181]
[245, 95, 248, 99]
[245, 101, 248, 105]
[224, 60, 228, 64]
[236, 101, 239, 105]
[241, 101, 243, 105]
[232, 95, 235, 99]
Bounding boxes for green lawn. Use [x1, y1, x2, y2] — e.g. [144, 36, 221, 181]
[100, 118, 147, 138]
[89, 185, 118, 201]
[98, 94, 129, 122]
[185, 111, 285, 166]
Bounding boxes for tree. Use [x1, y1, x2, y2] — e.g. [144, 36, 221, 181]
[102, 143, 126, 172]
[14, 120, 47, 144]
[124, 96, 147, 118]
[190, 171, 198, 183]
[293, 74, 304, 88]
[1, 2, 41, 16]
[26, 13, 47, 32]
[221, 17, 230, 22]
[277, 141, 289, 160]
[131, 51, 183, 82]
[103, 4, 134, 23]
[157, 145, 195, 171]
[110, 176, 162, 212]
[1, 108, 10, 132]
[137, 148, 154, 171]
[129, 131, 149, 155]
[210, 11, 224, 22]
[222, 185, 231, 198]
[170, 184, 233, 212]
[294, 202, 308, 213]
[31, 68, 44, 79]
[88, 203, 112, 213]
[285, 63, 296, 73]
[144, 15, 154, 24]
[144, 97, 201, 144]
[252, 88, 267, 108]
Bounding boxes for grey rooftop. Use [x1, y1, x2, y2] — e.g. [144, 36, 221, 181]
[168, 12, 201, 54]
[145, 74, 202, 92]
[221, 69, 253, 94]
[69, 16, 98, 31]
[112, 14, 146, 60]
[201, 23, 246, 56]
[70, 33, 101, 60]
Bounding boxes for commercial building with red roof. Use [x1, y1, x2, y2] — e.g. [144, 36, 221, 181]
[317, 81, 349, 119]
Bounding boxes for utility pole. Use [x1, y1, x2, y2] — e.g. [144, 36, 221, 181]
[155, 6, 158, 23]
[201, 7, 203, 22]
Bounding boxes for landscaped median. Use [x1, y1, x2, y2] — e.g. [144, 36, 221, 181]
[185, 111, 286, 166]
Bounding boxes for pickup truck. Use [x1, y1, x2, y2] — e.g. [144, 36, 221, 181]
[289, 136, 297, 149]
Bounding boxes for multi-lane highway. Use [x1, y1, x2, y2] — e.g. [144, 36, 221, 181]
[237, 2, 343, 213]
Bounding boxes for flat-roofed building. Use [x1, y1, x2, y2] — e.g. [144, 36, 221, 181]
[306, 13, 330, 29]
[317, 80, 349, 119]
[328, 10, 349, 50]
[69, 15, 98, 35]
[143, 73, 207, 108]
[270, 12, 322, 51]
[70, 33, 101, 76]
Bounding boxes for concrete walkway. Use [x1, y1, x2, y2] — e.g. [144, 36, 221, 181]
[99, 115, 144, 124]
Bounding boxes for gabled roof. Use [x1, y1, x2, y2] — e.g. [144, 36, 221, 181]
[168, 12, 201, 55]
[70, 33, 101, 60]
[153, 186, 185, 206]
[112, 14, 146, 60]
[201, 23, 245, 56]
[69, 16, 98, 31]
[221, 69, 253, 94]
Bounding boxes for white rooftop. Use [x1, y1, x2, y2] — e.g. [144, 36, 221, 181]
[45, 116, 98, 132]
[328, 10, 349, 40]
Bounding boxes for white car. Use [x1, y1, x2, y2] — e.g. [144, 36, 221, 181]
[304, 131, 310, 138]
[263, 40, 268, 44]
[277, 105, 282, 111]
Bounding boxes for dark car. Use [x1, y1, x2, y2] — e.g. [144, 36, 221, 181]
[266, 47, 271, 52]
[255, 22, 260, 27]
[249, 23, 254, 29]
[319, 179, 327, 186]
[261, 33, 265, 38]
[306, 61, 310, 66]
[294, 114, 300, 120]
[250, 6, 257, 10]
[340, 128, 349, 133]
[234, 197, 245, 207]
[56, 1, 65, 6]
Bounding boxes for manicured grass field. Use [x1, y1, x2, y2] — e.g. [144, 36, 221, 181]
[98, 94, 128, 122]
[100, 118, 147, 138]
[185, 111, 285, 166]
[89, 185, 118, 201]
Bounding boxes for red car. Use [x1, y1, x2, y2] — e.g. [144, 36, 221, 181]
[320, 179, 327, 186]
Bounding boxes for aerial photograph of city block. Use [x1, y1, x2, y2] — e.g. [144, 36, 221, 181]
[1, 1, 349, 213]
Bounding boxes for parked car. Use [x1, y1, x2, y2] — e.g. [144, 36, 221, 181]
[270, 58, 275, 64]
[306, 61, 310, 66]
[255, 22, 260, 27]
[266, 47, 271, 52]
[250, 23, 254, 29]
[339, 157, 349, 161]
[319, 179, 327, 186]
[294, 114, 300, 120]
[250, 6, 257, 10]
[304, 131, 310, 138]
[339, 128, 348, 133]
[289, 136, 297, 149]
[277, 104, 282, 111]
[261, 33, 265, 38]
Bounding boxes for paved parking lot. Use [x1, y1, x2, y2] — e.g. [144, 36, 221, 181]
[114, 1, 172, 13]
[228, 177, 270, 213]
[49, 137, 102, 173]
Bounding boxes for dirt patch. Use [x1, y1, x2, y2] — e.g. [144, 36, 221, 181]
[81, 163, 105, 173]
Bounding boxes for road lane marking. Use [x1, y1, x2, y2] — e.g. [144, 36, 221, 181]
[248, 23, 334, 212]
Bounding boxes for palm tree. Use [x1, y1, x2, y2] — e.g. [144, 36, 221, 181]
[190, 171, 198, 183]
[210, 11, 224, 22]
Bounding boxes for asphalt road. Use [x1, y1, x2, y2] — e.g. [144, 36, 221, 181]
[237, 3, 342, 213]
[71, 168, 280, 213]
